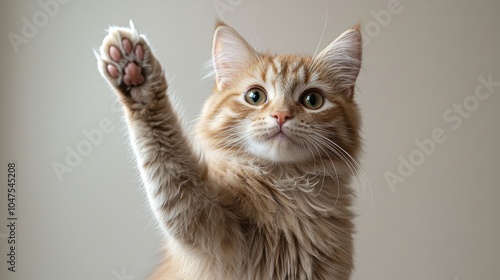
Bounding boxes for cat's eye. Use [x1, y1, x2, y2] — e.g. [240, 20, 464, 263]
[301, 91, 324, 110]
[244, 87, 267, 106]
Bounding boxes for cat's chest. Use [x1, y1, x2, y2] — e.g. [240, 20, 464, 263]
[232, 170, 340, 226]
[220, 165, 353, 278]
[216, 160, 348, 224]
[241, 200, 341, 279]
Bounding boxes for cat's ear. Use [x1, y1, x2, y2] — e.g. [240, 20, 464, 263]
[212, 22, 258, 91]
[313, 25, 362, 97]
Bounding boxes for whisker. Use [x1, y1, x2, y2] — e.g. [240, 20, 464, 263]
[302, 134, 340, 206]
[312, 0, 329, 59]
[213, 138, 246, 171]
[310, 131, 372, 203]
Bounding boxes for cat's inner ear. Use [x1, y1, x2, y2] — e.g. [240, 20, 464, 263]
[313, 25, 362, 97]
[212, 24, 258, 91]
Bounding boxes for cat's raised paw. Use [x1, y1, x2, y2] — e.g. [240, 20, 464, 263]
[97, 24, 158, 99]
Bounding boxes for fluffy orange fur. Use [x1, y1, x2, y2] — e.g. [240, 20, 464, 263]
[97, 20, 363, 280]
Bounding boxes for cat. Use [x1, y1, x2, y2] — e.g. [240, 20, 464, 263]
[97, 20, 363, 280]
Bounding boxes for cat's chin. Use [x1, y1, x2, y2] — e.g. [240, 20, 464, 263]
[247, 136, 313, 163]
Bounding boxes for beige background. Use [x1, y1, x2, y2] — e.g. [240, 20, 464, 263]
[1, 0, 499, 279]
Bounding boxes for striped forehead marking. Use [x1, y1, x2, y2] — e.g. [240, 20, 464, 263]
[260, 56, 309, 99]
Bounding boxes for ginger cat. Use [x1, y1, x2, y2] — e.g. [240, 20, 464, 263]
[97, 21, 363, 280]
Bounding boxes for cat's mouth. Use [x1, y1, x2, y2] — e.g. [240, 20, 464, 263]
[249, 129, 311, 162]
[267, 130, 296, 144]
[270, 131, 288, 139]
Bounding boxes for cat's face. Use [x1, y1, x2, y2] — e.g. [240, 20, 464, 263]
[198, 22, 362, 164]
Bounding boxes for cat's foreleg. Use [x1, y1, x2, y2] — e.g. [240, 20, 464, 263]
[96, 25, 243, 271]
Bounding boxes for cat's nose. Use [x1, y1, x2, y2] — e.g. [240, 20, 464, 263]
[271, 111, 292, 127]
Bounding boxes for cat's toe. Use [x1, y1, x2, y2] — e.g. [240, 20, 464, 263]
[109, 45, 122, 62]
[107, 64, 119, 78]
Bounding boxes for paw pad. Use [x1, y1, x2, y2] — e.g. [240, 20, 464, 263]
[106, 38, 145, 87]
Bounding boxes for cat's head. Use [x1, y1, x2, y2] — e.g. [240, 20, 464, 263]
[198, 22, 362, 165]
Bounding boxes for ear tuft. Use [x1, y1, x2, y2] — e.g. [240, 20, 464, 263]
[351, 22, 362, 32]
[313, 26, 363, 96]
[212, 24, 257, 91]
[214, 19, 227, 29]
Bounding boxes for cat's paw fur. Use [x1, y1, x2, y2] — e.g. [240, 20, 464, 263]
[97, 22, 165, 106]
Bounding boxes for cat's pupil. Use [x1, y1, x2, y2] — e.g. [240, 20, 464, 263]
[249, 91, 260, 103]
[301, 91, 323, 109]
[306, 94, 317, 106]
